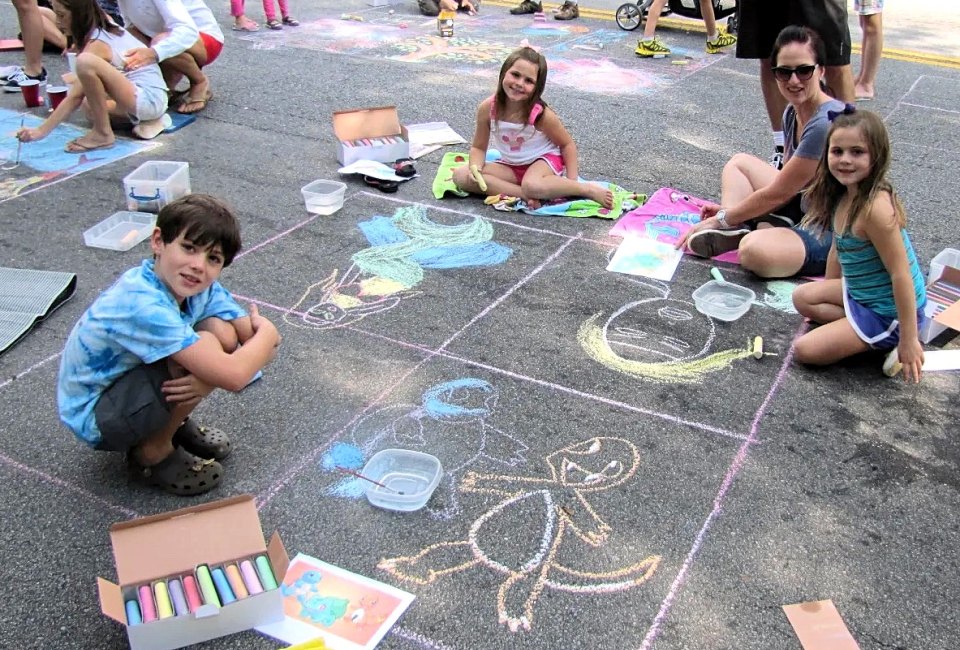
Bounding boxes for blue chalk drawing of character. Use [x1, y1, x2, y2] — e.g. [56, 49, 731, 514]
[322, 378, 528, 520]
[378, 437, 661, 632]
[284, 205, 512, 330]
[282, 570, 350, 627]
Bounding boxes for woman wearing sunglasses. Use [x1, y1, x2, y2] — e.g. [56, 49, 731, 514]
[678, 25, 845, 278]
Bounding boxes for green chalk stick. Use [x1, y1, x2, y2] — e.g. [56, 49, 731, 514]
[710, 267, 725, 283]
[255, 555, 278, 590]
[195, 564, 221, 607]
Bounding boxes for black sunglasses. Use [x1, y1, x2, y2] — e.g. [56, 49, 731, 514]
[772, 64, 818, 82]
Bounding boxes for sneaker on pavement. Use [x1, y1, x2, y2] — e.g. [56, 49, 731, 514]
[635, 38, 670, 58]
[706, 31, 737, 54]
[769, 146, 784, 170]
[510, 0, 541, 14]
[686, 227, 750, 259]
[554, 0, 579, 20]
[2, 66, 47, 92]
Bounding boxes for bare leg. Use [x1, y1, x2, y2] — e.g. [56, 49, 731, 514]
[738, 228, 807, 278]
[151, 33, 212, 111]
[718, 153, 778, 205]
[855, 12, 882, 99]
[521, 161, 614, 208]
[824, 64, 855, 103]
[38, 6, 67, 52]
[794, 318, 870, 366]
[453, 162, 524, 199]
[12, 0, 44, 77]
[72, 51, 139, 148]
[698, 0, 716, 36]
[641, 0, 666, 39]
[759, 63, 787, 132]
[792, 278, 845, 323]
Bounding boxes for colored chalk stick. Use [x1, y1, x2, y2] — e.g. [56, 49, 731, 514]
[125, 599, 142, 626]
[195, 565, 221, 607]
[225, 564, 249, 600]
[240, 560, 263, 595]
[255, 555, 278, 590]
[153, 581, 173, 619]
[182, 575, 202, 612]
[211, 567, 236, 604]
[167, 578, 188, 616]
[138, 584, 157, 622]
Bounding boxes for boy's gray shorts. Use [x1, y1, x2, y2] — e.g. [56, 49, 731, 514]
[94, 362, 172, 452]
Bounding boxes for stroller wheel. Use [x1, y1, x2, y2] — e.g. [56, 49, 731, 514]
[616, 2, 643, 31]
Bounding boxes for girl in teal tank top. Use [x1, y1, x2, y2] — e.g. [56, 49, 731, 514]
[792, 108, 927, 383]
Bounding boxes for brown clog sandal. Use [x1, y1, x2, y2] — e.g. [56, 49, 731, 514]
[129, 447, 223, 496]
[173, 418, 232, 460]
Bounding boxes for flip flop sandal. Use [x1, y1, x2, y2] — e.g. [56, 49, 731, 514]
[129, 446, 224, 496]
[363, 175, 400, 193]
[266, 19, 283, 30]
[393, 158, 416, 177]
[282, 16, 300, 26]
[173, 418, 232, 460]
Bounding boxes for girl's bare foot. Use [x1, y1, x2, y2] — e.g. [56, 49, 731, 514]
[584, 183, 614, 209]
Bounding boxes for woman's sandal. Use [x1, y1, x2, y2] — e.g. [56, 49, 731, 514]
[266, 19, 282, 30]
[394, 157, 416, 178]
[173, 418, 232, 460]
[129, 447, 223, 496]
[282, 16, 300, 26]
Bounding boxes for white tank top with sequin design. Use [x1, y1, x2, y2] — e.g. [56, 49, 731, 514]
[489, 102, 561, 166]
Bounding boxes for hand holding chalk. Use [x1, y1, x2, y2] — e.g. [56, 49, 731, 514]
[469, 164, 487, 192]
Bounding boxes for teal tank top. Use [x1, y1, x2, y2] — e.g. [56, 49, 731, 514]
[835, 227, 926, 317]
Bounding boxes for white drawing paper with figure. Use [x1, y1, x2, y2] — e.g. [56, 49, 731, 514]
[607, 236, 683, 281]
[257, 553, 414, 649]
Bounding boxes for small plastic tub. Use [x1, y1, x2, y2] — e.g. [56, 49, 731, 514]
[928, 248, 960, 283]
[301, 180, 346, 215]
[123, 161, 191, 213]
[360, 449, 443, 512]
[83, 211, 156, 251]
[692, 280, 756, 322]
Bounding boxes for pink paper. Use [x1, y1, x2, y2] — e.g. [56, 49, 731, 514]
[610, 187, 740, 264]
[782, 600, 861, 650]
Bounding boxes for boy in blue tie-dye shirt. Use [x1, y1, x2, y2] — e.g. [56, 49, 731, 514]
[57, 194, 280, 495]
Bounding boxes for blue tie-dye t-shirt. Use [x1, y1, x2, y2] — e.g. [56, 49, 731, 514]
[57, 259, 246, 446]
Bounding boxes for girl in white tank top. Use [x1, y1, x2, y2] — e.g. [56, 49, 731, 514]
[16, 0, 169, 153]
[453, 46, 614, 210]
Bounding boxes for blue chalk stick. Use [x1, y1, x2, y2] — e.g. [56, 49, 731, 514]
[125, 599, 142, 626]
[211, 568, 236, 604]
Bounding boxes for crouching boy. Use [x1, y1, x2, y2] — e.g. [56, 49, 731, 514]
[57, 194, 280, 496]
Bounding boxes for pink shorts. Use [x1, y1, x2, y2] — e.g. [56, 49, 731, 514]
[200, 32, 223, 66]
[501, 153, 564, 185]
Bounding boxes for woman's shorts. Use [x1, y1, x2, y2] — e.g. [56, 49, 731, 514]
[93, 362, 172, 452]
[130, 84, 168, 123]
[200, 32, 224, 66]
[793, 224, 833, 277]
[843, 281, 926, 349]
[854, 0, 882, 16]
[500, 153, 564, 185]
[736, 0, 851, 66]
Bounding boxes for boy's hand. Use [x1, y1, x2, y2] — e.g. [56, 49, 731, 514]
[249, 303, 281, 348]
[162, 374, 213, 406]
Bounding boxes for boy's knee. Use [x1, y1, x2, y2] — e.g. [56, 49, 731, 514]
[196, 318, 238, 352]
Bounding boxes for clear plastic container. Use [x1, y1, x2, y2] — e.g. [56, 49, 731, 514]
[360, 449, 443, 512]
[83, 211, 156, 251]
[692, 280, 756, 322]
[123, 161, 191, 213]
[301, 180, 346, 215]
[928, 248, 960, 283]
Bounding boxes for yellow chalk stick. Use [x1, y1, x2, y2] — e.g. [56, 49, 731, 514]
[470, 164, 487, 192]
[883, 349, 902, 377]
[753, 336, 763, 360]
[154, 581, 174, 619]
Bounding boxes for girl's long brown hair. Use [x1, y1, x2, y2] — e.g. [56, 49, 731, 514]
[493, 47, 548, 126]
[55, 0, 115, 51]
[802, 110, 905, 235]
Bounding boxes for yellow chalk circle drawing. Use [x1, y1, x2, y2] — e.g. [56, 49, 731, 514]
[378, 437, 661, 632]
[577, 280, 753, 384]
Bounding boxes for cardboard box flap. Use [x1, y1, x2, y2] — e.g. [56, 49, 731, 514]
[97, 577, 127, 624]
[333, 106, 402, 141]
[267, 531, 290, 583]
[110, 495, 267, 587]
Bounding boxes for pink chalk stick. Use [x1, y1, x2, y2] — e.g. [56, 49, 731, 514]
[138, 584, 157, 622]
[182, 575, 203, 612]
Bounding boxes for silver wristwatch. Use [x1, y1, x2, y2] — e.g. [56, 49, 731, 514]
[715, 209, 731, 229]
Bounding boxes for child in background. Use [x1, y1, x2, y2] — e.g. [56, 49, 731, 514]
[16, 0, 169, 150]
[853, 0, 883, 100]
[262, 0, 298, 30]
[452, 47, 614, 209]
[635, 0, 736, 58]
[418, 0, 479, 17]
[792, 108, 926, 382]
[57, 195, 281, 496]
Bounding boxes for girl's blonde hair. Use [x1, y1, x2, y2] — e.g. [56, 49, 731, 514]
[802, 108, 905, 234]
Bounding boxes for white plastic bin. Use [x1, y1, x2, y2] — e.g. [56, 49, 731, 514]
[123, 161, 191, 213]
[83, 212, 156, 251]
[928, 248, 960, 284]
[301, 180, 346, 215]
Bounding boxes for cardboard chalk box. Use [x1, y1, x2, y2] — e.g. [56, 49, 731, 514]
[333, 106, 410, 166]
[98, 495, 289, 650]
[921, 260, 960, 344]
